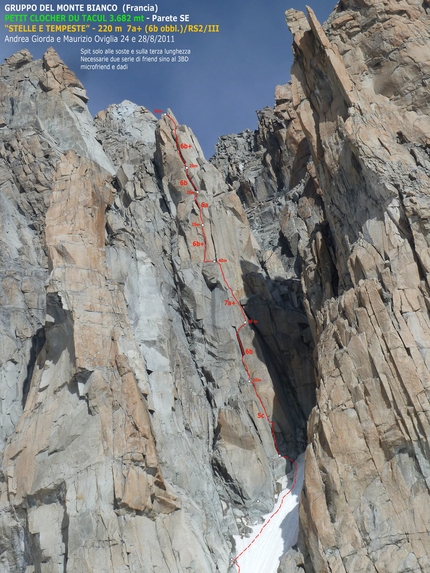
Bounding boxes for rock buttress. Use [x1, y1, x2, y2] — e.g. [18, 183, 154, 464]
[280, 3, 430, 572]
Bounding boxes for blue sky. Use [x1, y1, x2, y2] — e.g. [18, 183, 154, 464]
[1, 1, 336, 157]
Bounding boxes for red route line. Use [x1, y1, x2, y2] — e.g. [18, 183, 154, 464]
[163, 113, 298, 573]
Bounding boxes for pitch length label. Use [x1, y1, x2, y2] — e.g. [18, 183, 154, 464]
[159, 111, 299, 573]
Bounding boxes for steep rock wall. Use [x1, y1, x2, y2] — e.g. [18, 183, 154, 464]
[279, 2, 430, 572]
[0, 48, 311, 572]
[2, 0, 429, 570]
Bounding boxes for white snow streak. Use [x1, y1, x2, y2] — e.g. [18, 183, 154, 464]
[233, 453, 306, 573]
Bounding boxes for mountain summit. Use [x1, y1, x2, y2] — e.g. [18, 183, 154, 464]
[1, 1, 430, 571]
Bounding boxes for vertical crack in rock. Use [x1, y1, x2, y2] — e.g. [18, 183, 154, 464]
[0, 45, 316, 573]
[277, 2, 430, 572]
[3, 3, 430, 568]
[22, 327, 45, 408]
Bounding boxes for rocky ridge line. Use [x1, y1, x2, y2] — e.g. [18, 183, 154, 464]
[276, 2, 430, 571]
[2, 0, 430, 569]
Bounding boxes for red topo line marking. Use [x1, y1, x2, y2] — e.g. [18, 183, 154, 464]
[164, 114, 298, 573]
[231, 457, 298, 572]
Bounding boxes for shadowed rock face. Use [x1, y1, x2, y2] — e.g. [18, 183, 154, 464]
[1, 0, 430, 568]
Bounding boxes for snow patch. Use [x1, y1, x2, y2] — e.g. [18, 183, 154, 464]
[233, 452, 306, 573]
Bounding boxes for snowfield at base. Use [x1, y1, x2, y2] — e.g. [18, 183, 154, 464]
[233, 453, 306, 573]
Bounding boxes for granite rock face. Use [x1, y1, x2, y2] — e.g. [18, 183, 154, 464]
[214, 1, 430, 570]
[0, 50, 312, 572]
[1, 0, 430, 568]
[277, 1, 430, 572]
